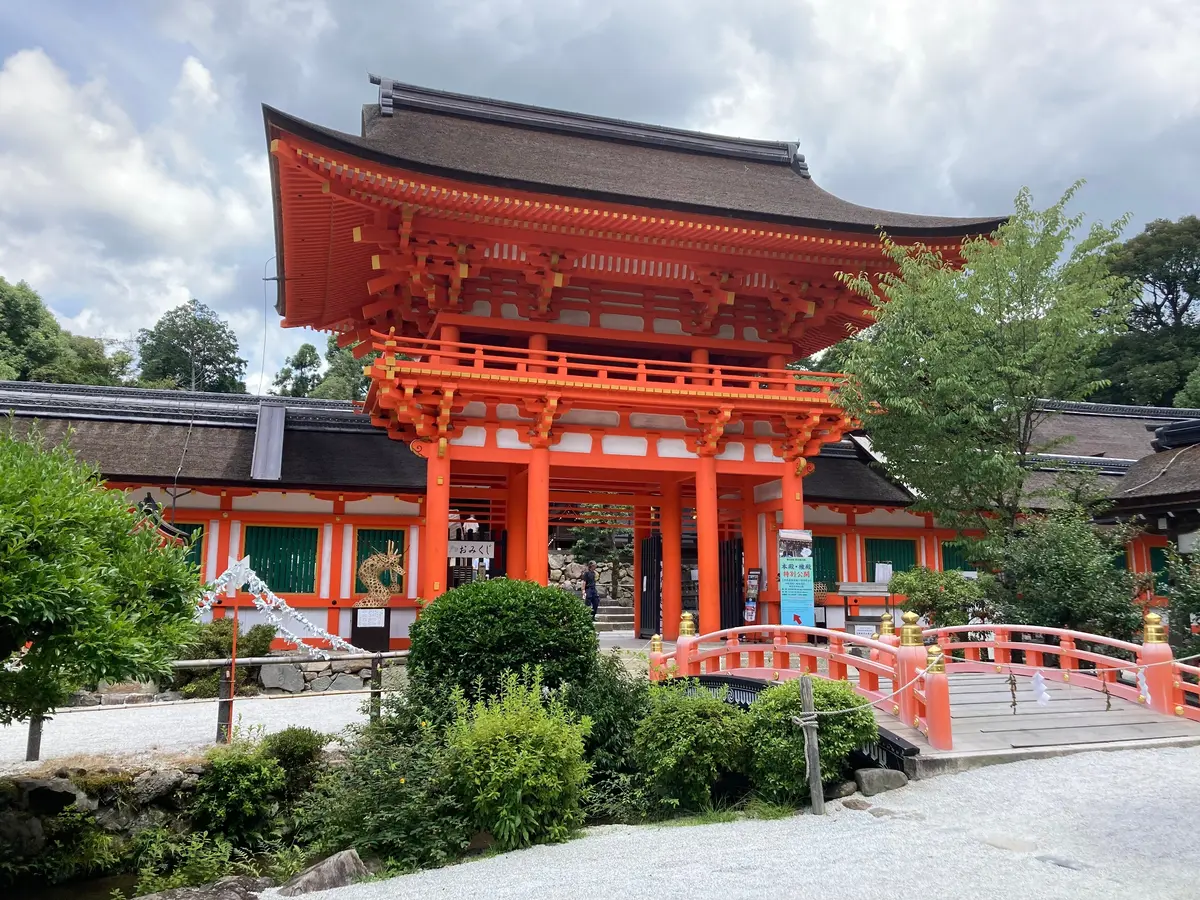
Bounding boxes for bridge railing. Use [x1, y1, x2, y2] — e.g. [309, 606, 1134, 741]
[649, 612, 954, 750]
[921, 614, 1190, 718]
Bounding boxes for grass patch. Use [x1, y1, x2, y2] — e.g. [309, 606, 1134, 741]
[744, 797, 798, 820]
[658, 808, 739, 827]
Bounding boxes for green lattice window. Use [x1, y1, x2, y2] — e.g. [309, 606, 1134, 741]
[355, 528, 407, 594]
[176, 523, 205, 570]
[243, 526, 318, 594]
[812, 536, 839, 588]
[942, 541, 973, 571]
[1112, 547, 1130, 571]
[1150, 546, 1169, 593]
[865, 538, 918, 578]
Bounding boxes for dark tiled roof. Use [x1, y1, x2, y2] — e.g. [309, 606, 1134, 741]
[1110, 445, 1200, 505]
[1, 382, 425, 491]
[262, 80, 1005, 236]
[1032, 399, 1200, 462]
[808, 442, 913, 506]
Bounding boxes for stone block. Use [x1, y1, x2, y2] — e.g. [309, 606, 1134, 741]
[300, 662, 331, 674]
[13, 777, 84, 816]
[564, 562, 585, 579]
[277, 849, 369, 896]
[259, 663, 305, 693]
[133, 769, 184, 805]
[310, 675, 332, 692]
[68, 690, 101, 707]
[328, 673, 362, 692]
[824, 780, 858, 801]
[853, 767, 909, 797]
[154, 691, 183, 703]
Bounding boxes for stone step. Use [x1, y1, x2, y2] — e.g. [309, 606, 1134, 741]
[594, 620, 636, 632]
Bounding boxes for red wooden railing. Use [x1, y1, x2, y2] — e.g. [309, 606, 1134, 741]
[368, 331, 845, 399]
[652, 611, 1195, 752]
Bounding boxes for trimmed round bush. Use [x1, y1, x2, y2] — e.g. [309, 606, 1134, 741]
[408, 579, 598, 701]
[632, 683, 747, 815]
[745, 679, 878, 805]
[448, 671, 591, 850]
[260, 726, 328, 801]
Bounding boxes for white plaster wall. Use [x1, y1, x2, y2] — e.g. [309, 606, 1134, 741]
[602, 435, 648, 456]
[652, 319, 684, 335]
[134, 486, 223, 510]
[451, 426, 487, 447]
[598, 313, 644, 331]
[630, 413, 690, 430]
[560, 409, 620, 426]
[461, 401, 487, 417]
[344, 496, 421, 516]
[803, 506, 846, 525]
[555, 309, 590, 326]
[754, 480, 783, 504]
[550, 433, 593, 453]
[716, 442, 745, 461]
[855, 508, 926, 528]
[753, 444, 782, 463]
[234, 493, 334, 513]
[496, 404, 531, 421]
[657, 438, 696, 459]
[390, 608, 418, 638]
[496, 428, 526, 449]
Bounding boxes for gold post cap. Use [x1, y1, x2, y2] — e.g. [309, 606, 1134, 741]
[1143, 611, 1167, 644]
[650, 634, 664, 653]
[679, 611, 696, 637]
[926, 644, 946, 673]
[879, 613, 895, 635]
[899, 610, 923, 646]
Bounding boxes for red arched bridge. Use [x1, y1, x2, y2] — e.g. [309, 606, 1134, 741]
[649, 611, 1200, 772]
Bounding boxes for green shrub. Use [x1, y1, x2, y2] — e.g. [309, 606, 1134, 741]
[408, 579, 597, 702]
[745, 679, 878, 805]
[560, 652, 651, 822]
[172, 620, 276, 693]
[889, 566, 990, 628]
[448, 670, 591, 850]
[0, 810, 121, 887]
[189, 741, 285, 847]
[131, 828, 249, 895]
[304, 720, 471, 872]
[631, 682, 747, 815]
[261, 726, 328, 802]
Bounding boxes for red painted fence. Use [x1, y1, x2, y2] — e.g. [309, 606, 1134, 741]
[650, 611, 1192, 752]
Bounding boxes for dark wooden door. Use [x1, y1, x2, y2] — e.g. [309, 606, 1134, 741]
[639, 533, 663, 637]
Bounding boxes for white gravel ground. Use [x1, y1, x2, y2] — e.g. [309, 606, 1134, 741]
[0, 693, 370, 773]
[265, 746, 1200, 900]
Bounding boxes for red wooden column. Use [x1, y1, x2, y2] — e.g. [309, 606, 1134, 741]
[507, 465, 528, 580]
[525, 442, 551, 585]
[661, 478, 683, 640]
[695, 453, 720, 635]
[424, 442, 451, 599]
[781, 458, 805, 531]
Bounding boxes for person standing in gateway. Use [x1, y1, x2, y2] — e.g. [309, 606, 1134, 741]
[583, 560, 600, 620]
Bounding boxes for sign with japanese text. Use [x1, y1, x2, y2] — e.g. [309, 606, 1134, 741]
[778, 528, 815, 627]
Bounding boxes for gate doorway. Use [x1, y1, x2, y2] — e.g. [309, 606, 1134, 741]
[639, 533, 662, 637]
[718, 537, 744, 631]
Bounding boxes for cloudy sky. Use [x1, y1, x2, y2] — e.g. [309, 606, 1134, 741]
[1, 0, 1197, 392]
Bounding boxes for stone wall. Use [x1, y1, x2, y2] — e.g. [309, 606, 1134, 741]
[547, 553, 634, 606]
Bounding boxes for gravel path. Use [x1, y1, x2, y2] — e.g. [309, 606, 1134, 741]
[0, 693, 369, 773]
[265, 746, 1200, 900]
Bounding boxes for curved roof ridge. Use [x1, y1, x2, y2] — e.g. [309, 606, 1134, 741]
[368, 75, 804, 169]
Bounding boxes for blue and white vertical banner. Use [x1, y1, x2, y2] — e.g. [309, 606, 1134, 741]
[778, 528, 815, 627]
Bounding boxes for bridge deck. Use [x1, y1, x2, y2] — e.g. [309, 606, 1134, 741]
[873, 673, 1200, 776]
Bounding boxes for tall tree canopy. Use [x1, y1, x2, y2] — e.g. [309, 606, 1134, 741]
[272, 342, 323, 397]
[0, 277, 132, 386]
[309, 335, 376, 402]
[836, 184, 1130, 535]
[1090, 215, 1200, 406]
[136, 299, 247, 393]
[0, 427, 200, 722]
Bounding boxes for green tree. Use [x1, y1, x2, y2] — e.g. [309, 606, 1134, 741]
[1091, 215, 1200, 406]
[0, 427, 200, 723]
[569, 503, 633, 600]
[1106, 215, 1200, 331]
[888, 566, 992, 627]
[1177, 365, 1200, 409]
[836, 184, 1130, 537]
[136, 299, 247, 393]
[309, 335, 376, 402]
[0, 278, 132, 386]
[985, 508, 1144, 640]
[272, 342, 323, 397]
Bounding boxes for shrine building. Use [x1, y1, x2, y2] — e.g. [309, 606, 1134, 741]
[3, 79, 1187, 649]
[264, 77, 1012, 641]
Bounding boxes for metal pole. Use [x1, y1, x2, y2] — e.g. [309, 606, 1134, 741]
[369, 654, 383, 722]
[227, 603, 239, 743]
[798, 675, 824, 815]
[25, 713, 44, 762]
[215, 668, 233, 743]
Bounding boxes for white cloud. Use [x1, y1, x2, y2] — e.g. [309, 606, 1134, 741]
[0, 48, 270, 366]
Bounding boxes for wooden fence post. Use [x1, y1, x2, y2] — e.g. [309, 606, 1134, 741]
[25, 713, 44, 762]
[797, 675, 824, 815]
[215, 668, 233, 743]
[369, 654, 383, 722]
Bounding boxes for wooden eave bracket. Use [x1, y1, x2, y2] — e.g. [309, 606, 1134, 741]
[523, 394, 565, 447]
[521, 250, 572, 318]
[687, 407, 734, 456]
